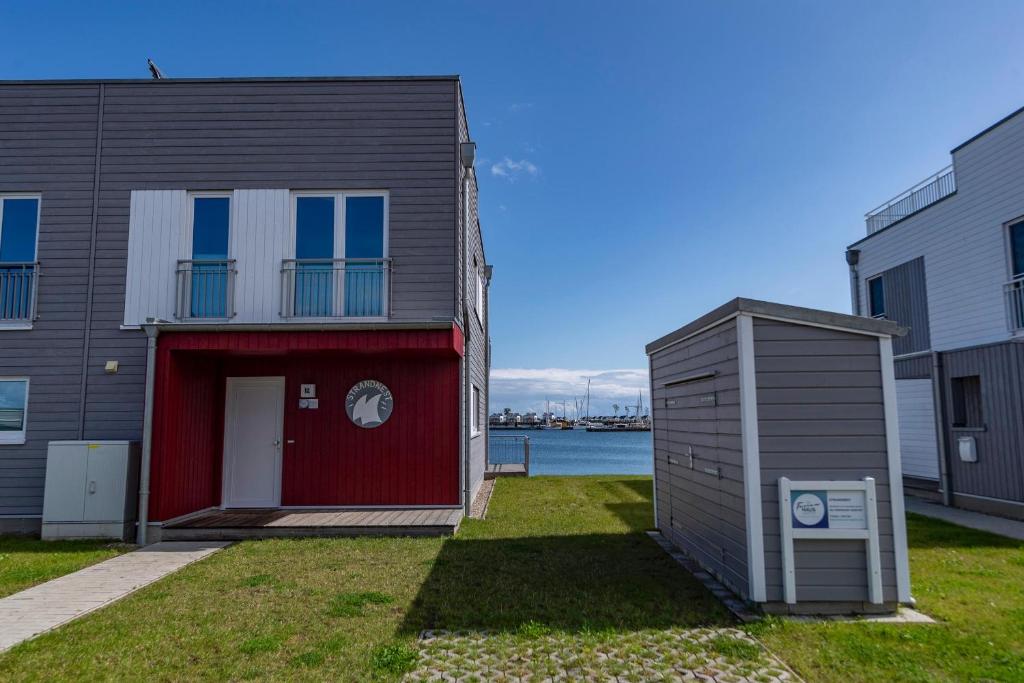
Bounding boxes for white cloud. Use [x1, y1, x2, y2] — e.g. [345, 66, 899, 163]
[490, 157, 540, 181]
[489, 368, 649, 416]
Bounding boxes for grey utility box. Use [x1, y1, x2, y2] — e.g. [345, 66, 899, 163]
[646, 299, 913, 615]
[42, 441, 140, 541]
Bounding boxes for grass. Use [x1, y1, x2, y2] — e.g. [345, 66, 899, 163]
[1, 478, 1022, 681]
[0, 536, 131, 599]
[749, 513, 1024, 682]
[0, 476, 726, 681]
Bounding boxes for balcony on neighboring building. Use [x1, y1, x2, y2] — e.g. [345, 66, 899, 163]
[0, 262, 39, 324]
[1005, 276, 1024, 333]
[175, 259, 237, 320]
[865, 165, 956, 235]
[280, 258, 391, 319]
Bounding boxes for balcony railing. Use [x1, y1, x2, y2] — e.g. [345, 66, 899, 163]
[175, 259, 237, 320]
[865, 165, 956, 235]
[0, 262, 39, 323]
[280, 258, 391, 319]
[1005, 276, 1024, 332]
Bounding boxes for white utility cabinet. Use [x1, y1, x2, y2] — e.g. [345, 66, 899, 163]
[42, 441, 140, 541]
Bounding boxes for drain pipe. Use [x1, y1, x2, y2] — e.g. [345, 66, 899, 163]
[931, 351, 953, 506]
[460, 140, 476, 516]
[136, 324, 159, 545]
[846, 249, 861, 315]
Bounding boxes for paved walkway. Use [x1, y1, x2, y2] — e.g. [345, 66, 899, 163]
[0, 541, 228, 652]
[906, 497, 1024, 541]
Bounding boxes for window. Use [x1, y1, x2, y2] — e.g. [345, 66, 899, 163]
[0, 196, 40, 323]
[471, 385, 481, 435]
[867, 276, 885, 318]
[0, 378, 29, 444]
[951, 375, 984, 429]
[291, 192, 387, 318]
[1010, 219, 1024, 279]
[188, 195, 231, 318]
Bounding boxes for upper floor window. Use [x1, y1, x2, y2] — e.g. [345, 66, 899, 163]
[289, 192, 388, 318]
[184, 195, 232, 318]
[0, 197, 40, 323]
[0, 378, 29, 445]
[471, 384, 481, 435]
[1009, 219, 1024, 279]
[476, 268, 485, 324]
[867, 276, 885, 318]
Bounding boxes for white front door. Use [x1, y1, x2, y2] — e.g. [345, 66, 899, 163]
[222, 377, 285, 507]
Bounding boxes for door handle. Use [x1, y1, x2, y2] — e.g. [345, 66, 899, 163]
[88, 480, 97, 494]
[273, 439, 281, 447]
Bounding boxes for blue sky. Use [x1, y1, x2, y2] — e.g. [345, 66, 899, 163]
[3, 1, 1024, 413]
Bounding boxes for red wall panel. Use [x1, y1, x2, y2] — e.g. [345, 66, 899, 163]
[148, 328, 461, 520]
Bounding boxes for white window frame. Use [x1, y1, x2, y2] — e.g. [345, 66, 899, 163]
[0, 195, 42, 331]
[288, 190, 390, 320]
[866, 275, 886, 319]
[184, 191, 232, 261]
[0, 377, 30, 445]
[471, 384, 481, 437]
[475, 269, 485, 325]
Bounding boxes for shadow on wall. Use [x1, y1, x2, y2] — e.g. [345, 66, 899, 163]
[398, 532, 732, 635]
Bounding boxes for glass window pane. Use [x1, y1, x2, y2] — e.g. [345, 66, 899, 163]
[1011, 221, 1024, 278]
[869, 277, 885, 317]
[191, 197, 230, 260]
[0, 380, 27, 432]
[345, 196, 384, 259]
[296, 197, 335, 259]
[0, 199, 39, 262]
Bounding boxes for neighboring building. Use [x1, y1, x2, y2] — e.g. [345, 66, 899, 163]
[847, 105, 1024, 519]
[0, 75, 490, 539]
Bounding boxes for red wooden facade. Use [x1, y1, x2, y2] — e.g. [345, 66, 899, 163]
[149, 327, 463, 521]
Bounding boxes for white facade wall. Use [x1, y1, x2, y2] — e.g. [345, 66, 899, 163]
[854, 110, 1024, 351]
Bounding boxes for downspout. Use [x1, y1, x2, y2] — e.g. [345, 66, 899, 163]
[846, 248, 861, 315]
[460, 140, 476, 516]
[78, 83, 105, 438]
[932, 351, 953, 506]
[136, 324, 159, 545]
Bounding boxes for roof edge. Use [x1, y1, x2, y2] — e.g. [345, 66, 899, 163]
[0, 75, 461, 86]
[951, 102, 1024, 154]
[645, 297, 906, 355]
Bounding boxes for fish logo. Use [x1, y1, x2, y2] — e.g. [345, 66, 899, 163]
[345, 380, 393, 428]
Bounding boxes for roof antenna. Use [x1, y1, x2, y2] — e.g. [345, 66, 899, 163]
[147, 58, 165, 80]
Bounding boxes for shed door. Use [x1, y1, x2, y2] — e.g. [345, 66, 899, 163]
[222, 377, 285, 507]
[895, 379, 939, 480]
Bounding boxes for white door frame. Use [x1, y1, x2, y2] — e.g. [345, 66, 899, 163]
[221, 376, 285, 508]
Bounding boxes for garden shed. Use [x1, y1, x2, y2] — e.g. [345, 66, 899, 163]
[646, 298, 912, 614]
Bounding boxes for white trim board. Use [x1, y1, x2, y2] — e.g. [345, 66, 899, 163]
[737, 314, 767, 603]
[879, 337, 914, 604]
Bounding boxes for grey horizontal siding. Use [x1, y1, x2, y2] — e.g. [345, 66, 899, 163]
[0, 85, 99, 516]
[753, 318, 898, 604]
[651, 319, 749, 598]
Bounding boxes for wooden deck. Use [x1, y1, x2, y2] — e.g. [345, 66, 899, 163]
[160, 507, 463, 540]
[485, 463, 527, 479]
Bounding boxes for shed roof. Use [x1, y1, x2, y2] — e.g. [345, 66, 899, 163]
[645, 298, 906, 355]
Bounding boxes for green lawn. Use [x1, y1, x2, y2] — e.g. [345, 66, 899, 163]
[749, 512, 1024, 682]
[0, 536, 130, 599]
[1, 478, 1022, 682]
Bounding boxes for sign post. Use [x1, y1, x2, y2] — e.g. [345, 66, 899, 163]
[778, 477, 882, 605]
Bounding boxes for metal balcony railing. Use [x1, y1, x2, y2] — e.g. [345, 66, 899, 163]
[865, 165, 956, 235]
[175, 259, 237, 319]
[1005, 276, 1024, 332]
[0, 262, 39, 322]
[280, 258, 391, 319]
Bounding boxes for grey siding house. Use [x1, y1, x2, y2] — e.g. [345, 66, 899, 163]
[648, 299, 911, 614]
[0, 75, 491, 537]
[848, 104, 1024, 519]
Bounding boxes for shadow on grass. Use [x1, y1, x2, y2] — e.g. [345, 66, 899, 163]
[398, 531, 732, 636]
[906, 513, 1024, 550]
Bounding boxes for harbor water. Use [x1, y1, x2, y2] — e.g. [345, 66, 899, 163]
[489, 428, 652, 475]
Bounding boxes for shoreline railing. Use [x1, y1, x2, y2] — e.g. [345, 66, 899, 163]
[0, 262, 39, 323]
[281, 258, 391, 319]
[488, 435, 531, 474]
[865, 165, 956, 235]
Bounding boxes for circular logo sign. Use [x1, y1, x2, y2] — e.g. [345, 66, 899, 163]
[792, 493, 826, 527]
[345, 380, 393, 428]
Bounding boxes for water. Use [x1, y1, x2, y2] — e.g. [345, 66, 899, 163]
[489, 428, 652, 475]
